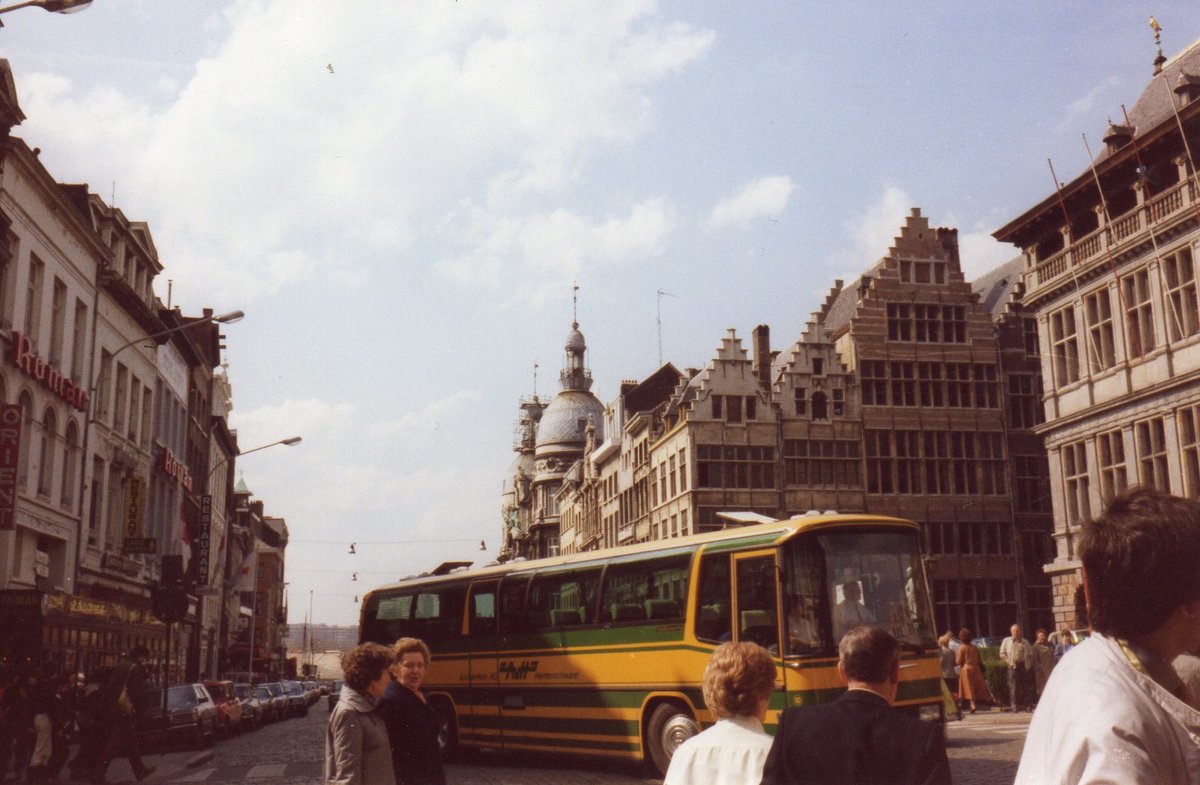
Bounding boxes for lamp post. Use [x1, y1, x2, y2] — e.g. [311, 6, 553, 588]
[223, 436, 300, 680]
[71, 309, 244, 594]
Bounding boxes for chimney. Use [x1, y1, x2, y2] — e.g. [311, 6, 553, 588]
[752, 324, 771, 389]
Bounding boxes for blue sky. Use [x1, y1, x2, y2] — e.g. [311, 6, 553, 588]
[4, 1, 1197, 625]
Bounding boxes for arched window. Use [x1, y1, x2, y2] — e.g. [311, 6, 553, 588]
[16, 391, 32, 488]
[62, 419, 79, 508]
[811, 391, 828, 421]
[38, 407, 56, 498]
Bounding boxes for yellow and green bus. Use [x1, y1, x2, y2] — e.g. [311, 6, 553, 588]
[358, 512, 944, 775]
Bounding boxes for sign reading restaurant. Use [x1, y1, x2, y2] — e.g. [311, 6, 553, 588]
[0, 404, 19, 531]
[10, 331, 88, 412]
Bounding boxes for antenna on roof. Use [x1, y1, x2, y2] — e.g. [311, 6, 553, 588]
[1150, 16, 1166, 75]
[532, 360, 539, 399]
[572, 281, 580, 327]
[656, 288, 676, 366]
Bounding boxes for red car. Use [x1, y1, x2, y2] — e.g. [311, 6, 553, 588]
[202, 680, 244, 735]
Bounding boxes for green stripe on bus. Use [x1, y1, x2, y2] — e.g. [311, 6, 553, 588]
[701, 533, 785, 553]
[498, 714, 638, 738]
[497, 736, 640, 754]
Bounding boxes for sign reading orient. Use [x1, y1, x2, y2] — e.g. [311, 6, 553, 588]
[10, 331, 88, 412]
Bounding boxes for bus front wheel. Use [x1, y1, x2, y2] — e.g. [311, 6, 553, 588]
[646, 702, 698, 776]
[430, 698, 459, 761]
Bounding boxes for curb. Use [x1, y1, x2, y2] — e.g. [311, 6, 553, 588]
[186, 750, 215, 769]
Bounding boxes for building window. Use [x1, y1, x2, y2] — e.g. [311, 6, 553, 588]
[890, 361, 916, 406]
[794, 387, 807, 415]
[668, 456, 677, 498]
[61, 420, 78, 508]
[1013, 455, 1050, 512]
[860, 361, 886, 406]
[973, 364, 999, 408]
[1180, 404, 1200, 497]
[24, 254, 44, 348]
[37, 407, 55, 499]
[711, 394, 722, 420]
[1095, 429, 1127, 504]
[811, 391, 828, 420]
[49, 278, 66, 366]
[70, 299, 87, 384]
[0, 233, 17, 328]
[696, 445, 776, 489]
[887, 303, 912, 341]
[1122, 268, 1156, 359]
[745, 396, 756, 421]
[1063, 441, 1090, 525]
[783, 439, 861, 488]
[1050, 306, 1080, 387]
[918, 362, 944, 407]
[1023, 318, 1039, 357]
[1163, 245, 1200, 342]
[1084, 288, 1116, 371]
[832, 388, 845, 416]
[812, 358, 824, 376]
[17, 391, 32, 489]
[726, 396, 742, 423]
[1008, 373, 1043, 430]
[887, 302, 965, 343]
[899, 259, 947, 284]
[113, 363, 128, 433]
[1135, 417, 1170, 491]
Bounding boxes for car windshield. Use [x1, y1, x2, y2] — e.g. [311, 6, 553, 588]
[254, 687, 271, 700]
[264, 683, 283, 696]
[284, 682, 304, 696]
[145, 686, 197, 709]
[234, 685, 251, 699]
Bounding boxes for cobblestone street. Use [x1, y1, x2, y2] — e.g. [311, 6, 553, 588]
[122, 703, 1028, 785]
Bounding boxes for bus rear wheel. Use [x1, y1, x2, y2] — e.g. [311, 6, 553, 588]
[646, 702, 698, 776]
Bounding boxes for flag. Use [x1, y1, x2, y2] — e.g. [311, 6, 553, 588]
[234, 548, 257, 592]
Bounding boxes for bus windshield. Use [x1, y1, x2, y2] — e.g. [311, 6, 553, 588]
[782, 528, 935, 655]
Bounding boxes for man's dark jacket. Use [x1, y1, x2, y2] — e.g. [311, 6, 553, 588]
[759, 689, 952, 785]
[97, 658, 149, 722]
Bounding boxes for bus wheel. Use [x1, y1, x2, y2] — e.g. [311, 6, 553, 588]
[430, 698, 459, 761]
[646, 702, 698, 776]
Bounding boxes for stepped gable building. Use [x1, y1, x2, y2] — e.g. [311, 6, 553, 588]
[972, 257, 1055, 629]
[823, 208, 1024, 636]
[995, 33, 1200, 628]
[523, 319, 604, 559]
[769, 291, 866, 516]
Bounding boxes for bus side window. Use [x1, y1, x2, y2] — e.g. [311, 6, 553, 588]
[528, 569, 601, 630]
[600, 554, 690, 624]
[469, 581, 497, 637]
[363, 593, 413, 644]
[695, 553, 732, 642]
[412, 584, 467, 646]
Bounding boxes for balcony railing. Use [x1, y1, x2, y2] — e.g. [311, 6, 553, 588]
[1031, 177, 1197, 289]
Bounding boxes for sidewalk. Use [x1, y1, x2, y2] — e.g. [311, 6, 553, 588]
[951, 705, 1034, 726]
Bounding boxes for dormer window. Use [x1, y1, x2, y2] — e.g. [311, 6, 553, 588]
[1102, 123, 1133, 156]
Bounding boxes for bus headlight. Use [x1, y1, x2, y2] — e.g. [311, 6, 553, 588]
[918, 704, 942, 723]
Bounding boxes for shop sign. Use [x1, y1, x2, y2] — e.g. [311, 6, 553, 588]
[196, 495, 212, 586]
[0, 403, 18, 531]
[123, 476, 145, 548]
[122, 537, 156, 554]
[10, 331, 88, 412]
[101, 551, 142, 578]
[159, 447, 193, 492]
[0, 589, 44, 614]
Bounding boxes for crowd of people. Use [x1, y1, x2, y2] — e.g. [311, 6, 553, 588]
[0, 645, 155, 785]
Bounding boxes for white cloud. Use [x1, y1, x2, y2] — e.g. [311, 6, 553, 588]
[825, 184, 915, 278]
[434, 197, 675, 294]
[1056, 75, 1121, 134]
[14, 1, 713, 309]
[707, 175, 795, 230]
[376, 390, 483, 441]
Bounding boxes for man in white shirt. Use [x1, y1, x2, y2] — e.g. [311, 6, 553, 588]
[999, 625, 1033, 711]
[1015, 488, 1200, 784]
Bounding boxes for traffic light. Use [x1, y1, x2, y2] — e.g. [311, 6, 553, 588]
[161, 555, 184, 587]
[151, 586, 189, 624]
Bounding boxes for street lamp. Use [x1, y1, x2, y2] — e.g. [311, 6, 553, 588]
[0, 0, 92, 25]
[71, 308, 244, 593]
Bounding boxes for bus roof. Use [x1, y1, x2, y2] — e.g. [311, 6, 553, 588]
[362, 512, 917, 599]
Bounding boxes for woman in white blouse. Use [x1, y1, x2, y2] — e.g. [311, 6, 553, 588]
[664, 641, 777, 785]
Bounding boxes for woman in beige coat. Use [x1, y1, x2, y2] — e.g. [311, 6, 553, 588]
[325, 642, 396, 785]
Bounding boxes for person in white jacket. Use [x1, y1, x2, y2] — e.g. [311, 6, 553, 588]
[1015, 487, 1200, 785]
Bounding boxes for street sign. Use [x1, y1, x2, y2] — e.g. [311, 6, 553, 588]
[122, 537, 157, 554]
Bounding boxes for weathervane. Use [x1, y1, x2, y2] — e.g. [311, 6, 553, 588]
[1150, 16, 1166, 74]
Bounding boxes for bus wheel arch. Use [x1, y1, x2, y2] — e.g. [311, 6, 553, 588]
[428, 695, 459, 761]
[644, 699, 700, 777]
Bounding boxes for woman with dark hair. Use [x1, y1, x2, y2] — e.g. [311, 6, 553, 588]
[377, 637, 445, 785]
[325, 642, 394, 785]
[955, 628, 987, 714]
[663, 641, 776, 785]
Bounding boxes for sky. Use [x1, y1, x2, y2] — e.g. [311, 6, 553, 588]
[3, 1, 1198, 626]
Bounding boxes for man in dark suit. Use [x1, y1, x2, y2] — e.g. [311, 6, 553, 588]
[91, 646, 155, 785]
[760, 625, 951, 785]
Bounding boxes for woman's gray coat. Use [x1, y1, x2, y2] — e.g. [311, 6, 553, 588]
[325, 684, 396, 785]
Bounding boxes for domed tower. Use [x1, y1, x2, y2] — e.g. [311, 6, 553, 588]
[529, 320, 605, 557]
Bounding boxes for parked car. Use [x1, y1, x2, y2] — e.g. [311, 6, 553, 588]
[234, 682, 262, 730]
[302, 681, 320, 706]
[327, 680, 343, 711]
[281, 680, 309, 716]
[139, 684, 218, 750]
[254, 684, 280, 724]
[260, 682, 292, 719]
[202, 680, 243, 735]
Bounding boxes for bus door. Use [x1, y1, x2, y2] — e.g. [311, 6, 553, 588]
[733, 551, 782, 655]
[467, 580, 500, 746]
